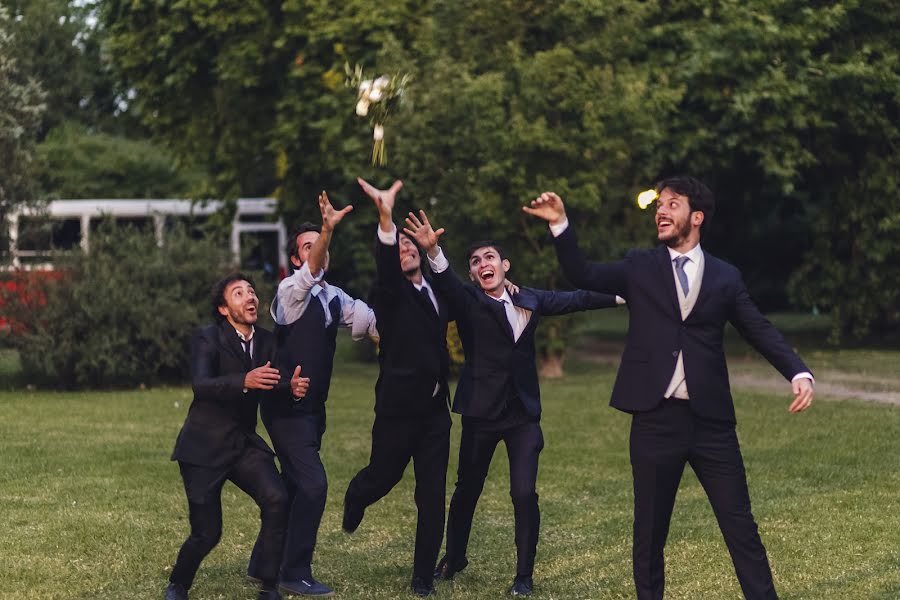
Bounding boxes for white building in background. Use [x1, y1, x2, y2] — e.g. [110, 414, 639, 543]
[2, 198, 288, 276]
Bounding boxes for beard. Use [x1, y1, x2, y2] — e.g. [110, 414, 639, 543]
[659, 216, 692, 248]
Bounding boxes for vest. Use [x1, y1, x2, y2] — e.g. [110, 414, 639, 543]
[268, 293, 341, 416]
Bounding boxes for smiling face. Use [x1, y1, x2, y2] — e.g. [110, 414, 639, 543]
[655, 187, 703, 252]
[218, 279, 259, 331]
[398, 232, 422, 279]
[467, 245, 510, 297]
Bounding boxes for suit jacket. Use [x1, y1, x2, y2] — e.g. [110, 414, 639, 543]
[171, 321, 283, 467]
[432, 265, 619, 419]
[553, 226, 810, 422]
[370, 232, 451, 417]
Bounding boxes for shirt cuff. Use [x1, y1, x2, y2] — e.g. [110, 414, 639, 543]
[549, 217, 569, 238]
[428, 247, 450, 273]
[791, 372, 814, 386]
[377, 222, 397, 245]
[615, 295, 626, 305]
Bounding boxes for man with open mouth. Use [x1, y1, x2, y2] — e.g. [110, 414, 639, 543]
[404, 210, 623, 597]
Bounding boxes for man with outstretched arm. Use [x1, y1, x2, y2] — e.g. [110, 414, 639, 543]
[248, 192, 378, 598]
[167, 273, 309, 600]
[404, 210, 622, 597]
[341, 178, 453, 597]
[524, 176, 814, 600]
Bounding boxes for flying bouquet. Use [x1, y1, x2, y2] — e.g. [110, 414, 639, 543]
[345, 63, 412, 166]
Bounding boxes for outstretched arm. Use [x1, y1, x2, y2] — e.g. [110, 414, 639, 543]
[307, 191, 354, 276]
[358, 176, 403, 235]
[524, 191, 627, 296]
[536, 288, 621, 316]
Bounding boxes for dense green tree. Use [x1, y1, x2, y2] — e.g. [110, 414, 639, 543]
[0, 7, 46, 215]
[36, 122, 204, 198]
[101, 0, 900, 358]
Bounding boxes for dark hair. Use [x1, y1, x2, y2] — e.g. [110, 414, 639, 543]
[465, 240, 507, 263]
[286, 221, 322, 262]
[656, 175, 715, 234]
[211, 273, 256, 321]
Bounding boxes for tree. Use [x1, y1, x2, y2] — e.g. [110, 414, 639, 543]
[0, 7, 46, 216]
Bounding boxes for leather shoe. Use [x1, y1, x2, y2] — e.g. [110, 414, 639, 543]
[433, 555, 468, 580]
[508, 575, 533, 596]
[411, 576, 435, 597]
[164, 582, 188, 600]
[342, 493, 365, 533]
[257, 590, 283, 600]
[279, 577, 335, 597]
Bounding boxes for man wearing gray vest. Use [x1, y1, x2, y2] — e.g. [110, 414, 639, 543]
[524, 176, 814, 600]
[249, 191, 378, 598]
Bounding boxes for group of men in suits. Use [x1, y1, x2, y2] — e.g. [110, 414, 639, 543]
[166, 173, 814, 600]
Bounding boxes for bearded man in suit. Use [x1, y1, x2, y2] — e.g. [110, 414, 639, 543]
[524, 175, 814, 600]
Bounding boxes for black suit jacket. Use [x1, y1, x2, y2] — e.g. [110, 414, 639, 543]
[371, 232, 452, 416]
[171, 321, 283, 467]
[554, 226, 810, 422]
[432, 265, 619, 419]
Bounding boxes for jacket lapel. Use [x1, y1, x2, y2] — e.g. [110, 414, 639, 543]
[655, 245, 681, 318]
[510, 289, 536, 339]
[218, 321, 248, 366]
[476, 289, 515, 341]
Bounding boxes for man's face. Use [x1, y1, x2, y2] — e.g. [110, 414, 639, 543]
[218, 279, 259, 327]
[398, 233, 422, 276]
[468, 246, 510, 294]
[290, 230, 329, 271]
[655, 187, 700, 247]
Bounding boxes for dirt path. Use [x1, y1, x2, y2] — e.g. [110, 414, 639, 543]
[570, 341, 900, 406]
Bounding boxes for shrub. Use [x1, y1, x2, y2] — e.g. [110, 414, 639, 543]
[4, 221, 230, 388]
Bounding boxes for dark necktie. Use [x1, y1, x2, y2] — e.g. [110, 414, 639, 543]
[673, 255, 690, 296]
[242, 338, 252, 367]
[418, 286, 436, 316]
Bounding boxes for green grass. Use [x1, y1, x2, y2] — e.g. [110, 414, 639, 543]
[1, 353, 899, 599]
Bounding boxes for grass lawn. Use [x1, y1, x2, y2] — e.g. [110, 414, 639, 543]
[1, 346, 899, 599]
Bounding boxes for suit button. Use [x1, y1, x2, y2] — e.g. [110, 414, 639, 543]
[672, 350, 679, 357]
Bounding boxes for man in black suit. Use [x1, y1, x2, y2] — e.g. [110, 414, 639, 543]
[404, 210, 622, 597]
[524, 176, 814, 600]
[167, 273, 308, 600]
[341, 178, 453, 597]
[250, 192, 378, 598]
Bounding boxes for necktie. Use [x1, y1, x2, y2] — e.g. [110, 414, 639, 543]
[673, 255, 690, 296]
[242, 338, 252, 366]
[418, 286, 436, 315]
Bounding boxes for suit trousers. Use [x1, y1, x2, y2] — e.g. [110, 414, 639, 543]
[253, 409, 328, 581]
[630, 398, 777, 600]
[345, 407, 452, 580]
[445, 404, 544, 577]
[171, 445, 287, 589]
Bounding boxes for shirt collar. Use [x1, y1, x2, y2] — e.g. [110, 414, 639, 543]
[667, 243, 703, 263]
[235, 325, 255, 343]
[493, 289, 514, 305]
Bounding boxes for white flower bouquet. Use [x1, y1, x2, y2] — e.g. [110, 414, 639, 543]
[345, 63, 412, 166]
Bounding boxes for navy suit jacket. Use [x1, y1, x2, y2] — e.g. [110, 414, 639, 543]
[432, 265, 619, 419]
[553, 226, 810, 422]
[370, 232, 452, 416]
[172, 321, 284, 467]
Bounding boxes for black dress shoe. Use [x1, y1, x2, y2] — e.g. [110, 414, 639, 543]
[433, 555, 469, 580]
[257, 589, 282, 600]
[411, 576, 436, 597]
[342, 494, 365, 533]
[165, 582, 188, 600]
[508, 575, 533, 596]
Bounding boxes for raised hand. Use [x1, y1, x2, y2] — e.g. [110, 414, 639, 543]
[319, 190, 354, 232]
[522, 192, 567, 226]
[244, 360, 281, 391]
[291, 364, 310, 400]
[358, 177, 403, 227]
[403, 210, 445, 254]
[789, 377, 814, 413]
